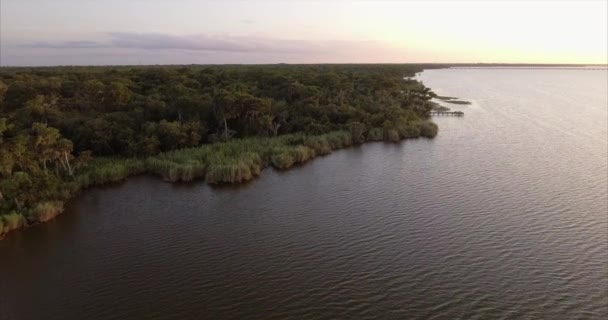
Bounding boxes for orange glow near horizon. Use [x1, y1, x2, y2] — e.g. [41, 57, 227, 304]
[339, 1, 608, 64]
[1, 0, 606, 65]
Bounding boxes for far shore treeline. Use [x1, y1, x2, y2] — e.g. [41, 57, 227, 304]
[0, 64, 442, 236]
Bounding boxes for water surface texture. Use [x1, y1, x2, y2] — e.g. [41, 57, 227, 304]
[1, 69, 607, 319]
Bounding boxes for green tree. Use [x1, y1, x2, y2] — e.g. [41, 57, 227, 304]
[0, 80, 8, 104]
[21, 95, 61, 124]
[31, 122, 62, 173]
[106, 82, 133, 110]
[348, 121, 367, 144]
[213, 90, 240, 140]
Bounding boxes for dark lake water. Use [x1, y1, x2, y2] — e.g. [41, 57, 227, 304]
[1, 69, 607, 320]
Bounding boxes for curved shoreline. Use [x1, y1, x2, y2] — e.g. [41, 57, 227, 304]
[1, 64, 442, 239]
[1, 125, 438, 239]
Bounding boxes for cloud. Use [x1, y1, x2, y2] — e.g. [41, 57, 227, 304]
[21, 32, 372, 54]
[24, 40, 105, 49]
[108, 32, 260, 52]
[11, 32, 408, 65]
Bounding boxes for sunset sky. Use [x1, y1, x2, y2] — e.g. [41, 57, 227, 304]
[1, 0, 607, 66]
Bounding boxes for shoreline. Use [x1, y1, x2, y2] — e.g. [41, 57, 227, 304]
[1, 64, 440, 239]
[1, 125, 438, 239]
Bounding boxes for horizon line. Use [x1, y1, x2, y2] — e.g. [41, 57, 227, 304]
[1, 62, 607, 68]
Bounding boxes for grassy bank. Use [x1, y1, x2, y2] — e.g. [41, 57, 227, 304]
[0, 122, 437, 238]
[1, 64, 442, 238]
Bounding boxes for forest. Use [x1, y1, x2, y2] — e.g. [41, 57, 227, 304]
[0, 64, 441, 236]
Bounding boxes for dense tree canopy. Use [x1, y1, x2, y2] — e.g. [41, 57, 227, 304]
[0, 64, 441, 236]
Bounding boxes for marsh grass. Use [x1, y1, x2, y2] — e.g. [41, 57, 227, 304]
[398, 123, 421, 139]
[303, 136, 332, 155]
[205, 152, 263, 184]
[417, 121, 439, 138]
[0, 126, 438, 236]
[0, 212, 26, 237]
[270, 145, 315, 169]
[386, 129, 400, 142]
[146, 132, 357, 183]
[75, 158, 146, 188]
[148, 133, 328, 182]
[366, 128, 384, 141]
[31, 201, 64, 222]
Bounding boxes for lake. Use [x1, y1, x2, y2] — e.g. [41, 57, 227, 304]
[1, 68, 606, 320]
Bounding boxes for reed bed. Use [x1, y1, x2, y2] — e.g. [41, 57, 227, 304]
[147, 132, 345, 183]
[0, 212, 26, 237]
[31, 201, 65, 222]
[143, 127, 434, 183]
[366, 128, 384, 141]
[417, 121, 439, 138]
[1, 126, 437, 237]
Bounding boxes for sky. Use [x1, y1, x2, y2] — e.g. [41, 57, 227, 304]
[1, 0, 607, 66]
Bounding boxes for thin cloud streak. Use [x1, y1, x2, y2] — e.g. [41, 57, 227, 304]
[24, 40, 106, 49]
[21, 32, 383, 55]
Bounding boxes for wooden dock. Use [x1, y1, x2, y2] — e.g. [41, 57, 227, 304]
[430, 111, 464, 116]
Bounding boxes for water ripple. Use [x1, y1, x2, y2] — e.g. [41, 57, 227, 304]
[1, 69, 607, 320]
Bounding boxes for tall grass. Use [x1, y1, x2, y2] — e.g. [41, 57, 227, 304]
[0, 124, 438, 237]
[270, 145, 315, 169]
[205, 152, 263, 184]
[77, 126, 435, 186]
[398, 123, 421, 139]
[30, 201, 64, 222]
[147, 133, 338, 183]
[386, 129, 400, 142]
[303, 136, 332, 155]
[366, 128, 384, 141]
[75, 158, 146, 188]
[0, 212, 26, 237]
[417, 121, 439, 138]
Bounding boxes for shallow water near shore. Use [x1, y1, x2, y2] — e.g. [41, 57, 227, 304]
[1, 68, 607, 319]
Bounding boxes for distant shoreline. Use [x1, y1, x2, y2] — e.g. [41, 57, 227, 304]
[1, 63, 606, 70]
[449, 67, 607, 70]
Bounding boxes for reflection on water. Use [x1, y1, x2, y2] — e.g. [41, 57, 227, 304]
[1, 69, 607, 320]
